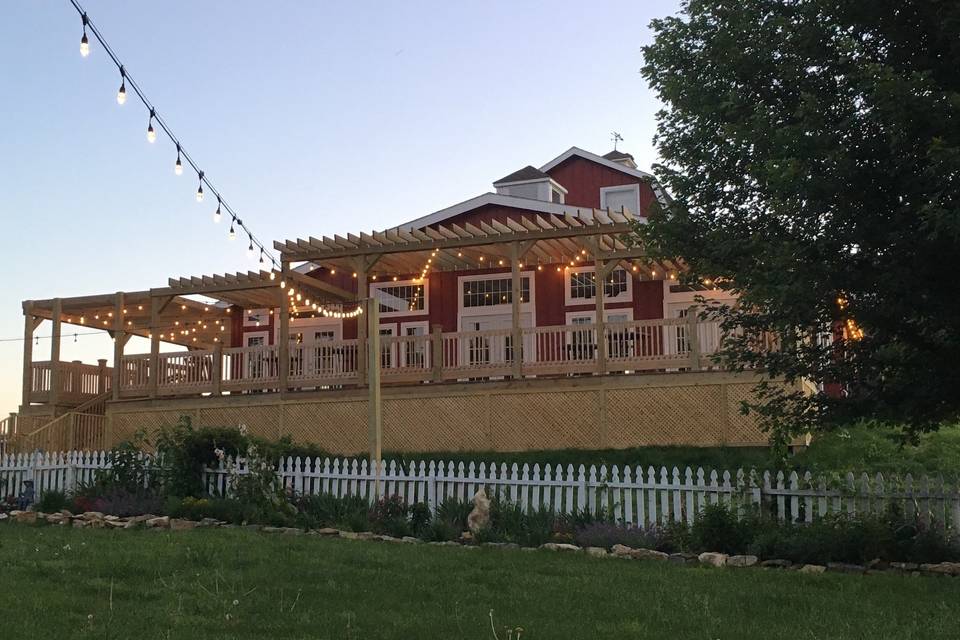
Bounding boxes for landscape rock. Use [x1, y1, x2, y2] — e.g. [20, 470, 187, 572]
[827, 562, 866, 575]
[45, 513, 68, 525]
[198, 518, 220, 528]
[316, 527, 339, 536]
[467, 488, 491, 533]
[799, 564, 826, 574]
[482, 542, 520, 550]
[584, 547, 608, 558]
[0, 513, 8, 521]
[611, 544, 634, 557]
[920, 562, 960, 577]
[72, 519, 88, 528]
[104, 515, 121, 522]
[81, 512, 105, 521]
[428, 540, 460, 547]
[760, 559, 792, 569]
[105, 520, 127, 529]
[339, 531, 377, 541]
[541, 543, 581, 552]
[13, 511, 38, 524]
[866, 558, 889, 571]
[668, 553, 699, 565]
[698, 552, 728, 567]
[727, 555, 759, 568]
[890, 562, 919, 572]
[146, 516, 170, 529]
[377, 535, 402, 543]
[630, 548, 669, 561]
[169, 519, 198, 531]
[401, 536, 422, 544]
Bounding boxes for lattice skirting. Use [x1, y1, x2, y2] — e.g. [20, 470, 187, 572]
[104, 373, 777, 454]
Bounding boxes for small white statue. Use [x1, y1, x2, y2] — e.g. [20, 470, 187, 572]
[467, 488, 490, 533]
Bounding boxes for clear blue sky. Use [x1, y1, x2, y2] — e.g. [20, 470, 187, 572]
[0, 0, 680, 415]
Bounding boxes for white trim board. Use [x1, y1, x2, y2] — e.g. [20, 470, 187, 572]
[395, 193, 597, 231]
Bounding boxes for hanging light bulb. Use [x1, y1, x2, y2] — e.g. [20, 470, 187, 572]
[146, 108, 157, 143]
[174, 144, 183, 176]
[247, 237, 255, 258]
[79, 14, 90, 57]
[213, 197, 222, 223]
[116, 67, 127, 105]
[259, 249, 265, 265]
[196, 171, 204, 202]
[228, 219, 236, 240]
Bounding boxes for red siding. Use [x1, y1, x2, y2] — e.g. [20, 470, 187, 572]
[546, 156, 656, 215]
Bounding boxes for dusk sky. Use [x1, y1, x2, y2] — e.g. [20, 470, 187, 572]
[0, 0, 679, 415]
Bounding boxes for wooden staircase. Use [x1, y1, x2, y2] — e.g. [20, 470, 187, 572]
[7, 391, 111, 453]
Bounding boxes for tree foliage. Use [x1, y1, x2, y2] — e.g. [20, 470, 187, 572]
[639, 0, 960, 447]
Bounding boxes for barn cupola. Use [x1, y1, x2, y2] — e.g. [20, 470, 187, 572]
[493, 165, 568, 204]
[602, 149, 638, 170]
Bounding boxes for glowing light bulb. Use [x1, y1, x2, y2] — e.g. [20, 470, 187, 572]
[196, 184, 204, 202]
[80, 32, 89, 57]
[228, 221, 236, 240]
[146, 122, 156, 143]
[213, 201, 222, 223]
[117, 81, 126, 105]
[247, 240, 255, 258]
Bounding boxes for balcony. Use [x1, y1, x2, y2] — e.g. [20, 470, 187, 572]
[84, 317, 721, 400]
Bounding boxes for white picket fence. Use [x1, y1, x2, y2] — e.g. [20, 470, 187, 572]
[3, 451, 959, 529]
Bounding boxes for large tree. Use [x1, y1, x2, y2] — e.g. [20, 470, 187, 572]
[639, 0, 960, 449]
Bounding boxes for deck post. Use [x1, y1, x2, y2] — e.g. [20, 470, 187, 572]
[49, 298, 62, 406]
[510, 242, 523, 379]
[212, 341, 223, 395]
[278, 266, 290, 394]
[111, 292, 125, 401]
[367, 300, 382, 496]
[21, 303, 39, 406]
[97, 359, 108, 394]
[356, 262, 368, 384]
[686, 307, 701, 370]
[148, 296, 161, 398]
[431, 324, 443, 381]
[595, 259, 608, 375]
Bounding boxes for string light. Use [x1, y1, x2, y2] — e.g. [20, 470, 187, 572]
[146, 108, 156, 143]
[79, 13, 90, 57]
[68, 0, 278, 269]
[228, 220, 236, 240]
[174, 144, 183, 176]
[116, 67, 126, 104]
[213, 198, 222, 223]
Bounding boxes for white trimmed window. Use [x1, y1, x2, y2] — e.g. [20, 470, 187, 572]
[462, 276, 531, 308]
[370, 279, 428, 317]
[565, 266, 631, 305]
[600, 184, 641, 215]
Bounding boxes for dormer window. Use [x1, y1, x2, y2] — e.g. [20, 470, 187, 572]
[494, 165, 568, 203]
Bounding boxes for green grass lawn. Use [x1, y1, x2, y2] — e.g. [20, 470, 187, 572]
[1, 525, 957, 639]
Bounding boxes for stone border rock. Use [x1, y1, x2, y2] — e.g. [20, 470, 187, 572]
[3, 510, 959, 578]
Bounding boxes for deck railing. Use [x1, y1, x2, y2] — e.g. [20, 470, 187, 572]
[32, 317, 730, 402]
[28, 360, 111, 406]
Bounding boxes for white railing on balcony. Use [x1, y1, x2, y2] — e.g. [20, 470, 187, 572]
[107, 317, 727, 399]
[29, 360, 111, 405]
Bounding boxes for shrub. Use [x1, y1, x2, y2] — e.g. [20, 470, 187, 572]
[90, 439, 157, 495]
[689, 503, 757, 554]
[73, 489, 164, 517]
[36, 490, 70, 513]
[294, 493, 369, 530]
[369, 495, 411, 537]
[476, 495, 557, 547]
[434, 498, 472, 530]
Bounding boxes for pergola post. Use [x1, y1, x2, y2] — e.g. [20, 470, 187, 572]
[21, 303, 41, 407]
[49, 298, 62, 406]
[355, 261, 368, 384]
[278, 265, 290, 394]
[111, 292, 126, 401]
[595, 258, 608, 375]
[367, 300, 382, 496]
[148, 296, 161, 398]
[510, 242, 523, 379]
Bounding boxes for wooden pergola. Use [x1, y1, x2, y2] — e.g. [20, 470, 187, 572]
[275, 209, 682, 379]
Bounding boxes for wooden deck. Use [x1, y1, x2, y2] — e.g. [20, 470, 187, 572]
[26, 317, 725, 403]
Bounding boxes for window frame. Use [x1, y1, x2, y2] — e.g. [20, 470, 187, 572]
[599, 183, 641, 216]
[564, 265, 632, 306]
[369, 278, 429, 318]
[457, 271, 536, 317]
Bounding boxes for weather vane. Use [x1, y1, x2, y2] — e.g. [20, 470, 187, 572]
[611, 131, 623, 150]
